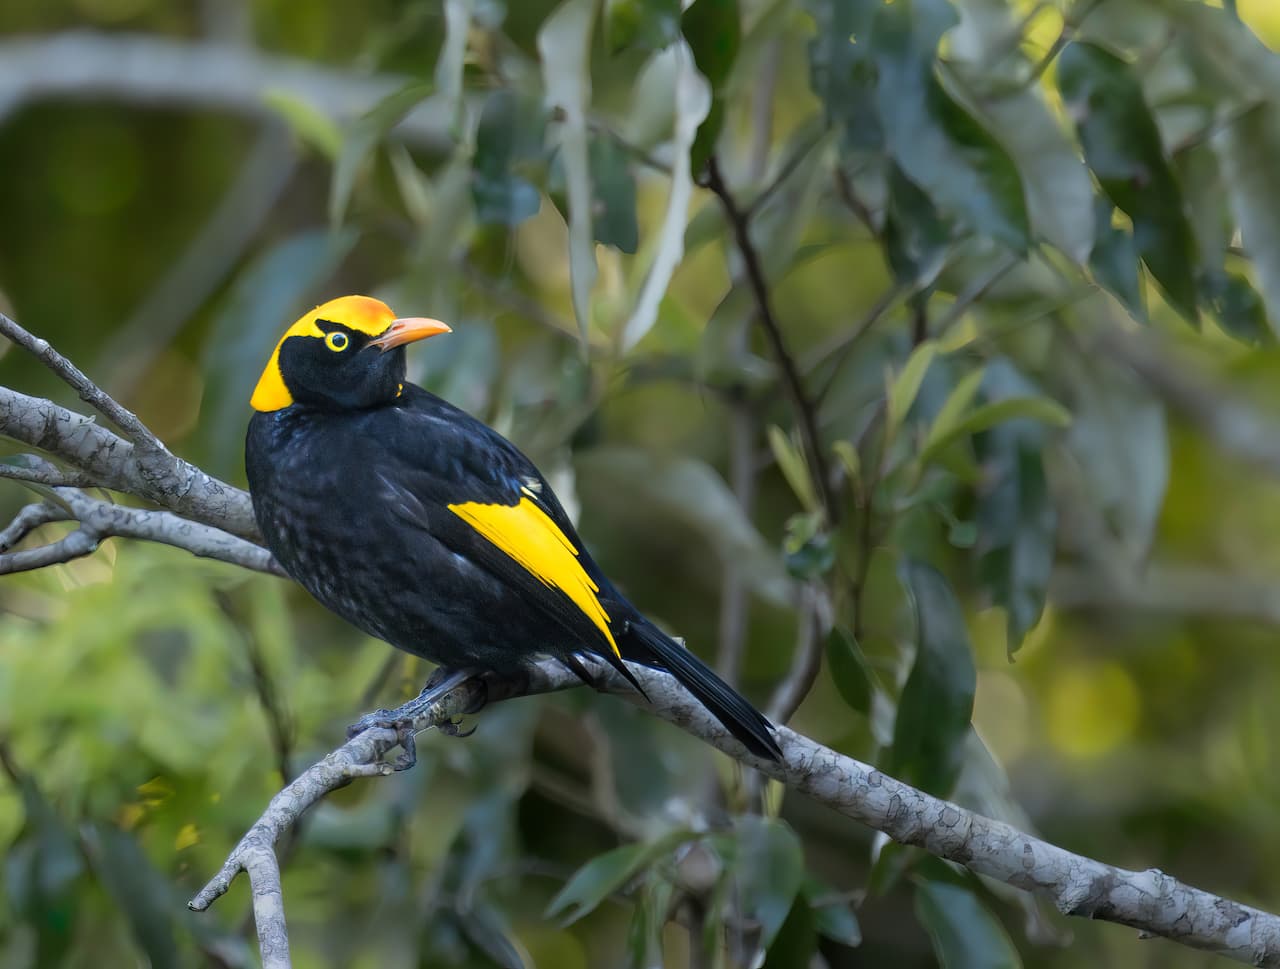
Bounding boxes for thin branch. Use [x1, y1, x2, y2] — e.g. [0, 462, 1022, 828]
[765, 586, 826, 725]
[704, 156, 838, 520]
[0, 461, 100, 490]
[5, 317, 1280, 966]
[0, 350, 258, 540]
[192, 657, 1280, 967]
[0, 488, 279, 576]
[1099, 325, 1280, 479]
[0, 502, 70, 551]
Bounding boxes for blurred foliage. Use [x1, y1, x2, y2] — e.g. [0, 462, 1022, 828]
[4, 0, 1280, 966]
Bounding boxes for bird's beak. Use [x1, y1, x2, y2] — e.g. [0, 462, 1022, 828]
[368, 317, 452, 351]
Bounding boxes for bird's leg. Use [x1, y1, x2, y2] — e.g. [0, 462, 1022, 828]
[346, 668, 476, 770]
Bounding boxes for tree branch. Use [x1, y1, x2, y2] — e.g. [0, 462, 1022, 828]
[0, 30, 452, 150]
[704, 156, 838, 520]
[3, 312, 1278, 966]
[192, 658, 1280, 967]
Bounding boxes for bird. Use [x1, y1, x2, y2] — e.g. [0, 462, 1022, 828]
[244, 294, 782, 763]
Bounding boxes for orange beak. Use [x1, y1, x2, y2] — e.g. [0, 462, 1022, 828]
[368, 317, 452, 351]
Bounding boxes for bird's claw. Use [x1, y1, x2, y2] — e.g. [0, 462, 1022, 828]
[437, 717, 476, 739]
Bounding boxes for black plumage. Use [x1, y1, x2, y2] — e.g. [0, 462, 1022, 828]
[245, 295, 781, 760]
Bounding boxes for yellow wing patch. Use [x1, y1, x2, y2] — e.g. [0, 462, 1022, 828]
[447, 496, 619, 658]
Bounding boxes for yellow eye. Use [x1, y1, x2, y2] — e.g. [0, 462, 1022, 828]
[325, 331, 350, 352]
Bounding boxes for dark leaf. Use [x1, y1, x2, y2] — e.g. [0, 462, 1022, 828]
[456, 901, 526, 969]
[885, 163, 953, 287]
[589, 137, 639, 253]
[1057, 42, 1199, 320]
[825, 627, 873, 715]
[804, 0, 882, 150]
[762, 895, 817, 969]
[734, 816, 805, 949]
[915, 879, 1022, 969]
[1204, 270, 1272, 345]
[473, 89, 547, 227]
[973, 361, 1058, 653]
[682, 0, 740, 171]
[546, 829, 692, 925]
[83, 824, 180, 969]
[5, 780, 83, 968]
[888, 561, 976, 797]
[871, 0, 1030, 251]
[1089, 198, 1146, 320]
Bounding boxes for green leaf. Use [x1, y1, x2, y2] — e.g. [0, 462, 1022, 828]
[804, 0, 882, 151]
[768, 425, 821, 515]
[539, 0, 599, 345]
[607, 0, 681, 51]
[682, 0, 740, 171]
[1090, 199, 1145, 319]
[762, 896, 817, 969]
[802, 874, 862, 947]
[884, 164, 953, 288]
[82, 824, 180, 969]
[885, 339, 939, 442]
[921, 367, 984, 458]
[973, 362, 1058, 653]
[547, 830, 692, 925]
[1213, 103, 1280, 338]
[921, 395, 1070, 466]
[329, 82, 433, 226]
[871, 0, 1030, 251]
[889, 561, 976, 797]
[735, 816, 805, 949]
[1057, 42, 1199, 320]
[473, 89, 547, 227]
[1205, 270, 1272, 345]
[627, 874, 675, 968]
[262, 89, 342, 159]
[589, 137, 639, 253]
[915, 880, 1022, 969]
[825, 627, 873, 715]
[620, 55, 711, 350]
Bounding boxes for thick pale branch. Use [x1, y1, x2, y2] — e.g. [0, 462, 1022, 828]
[0, 30, 452, 149]
[2, 314, 1276, 965]
[191, 659, 1280, 967]
[0, 384, 259, 540]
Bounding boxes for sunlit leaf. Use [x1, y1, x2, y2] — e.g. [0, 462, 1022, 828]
[262, 89, 342, 159]
[768, 425, 821, 515]
[921, 395, 1071, 466]
[885, 340, 939, 442]
[607, 0, 681, 51]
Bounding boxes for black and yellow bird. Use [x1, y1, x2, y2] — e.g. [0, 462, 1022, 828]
[244, 295, 781, 760]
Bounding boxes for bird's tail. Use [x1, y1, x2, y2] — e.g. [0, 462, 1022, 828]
[624, 619, 782, 761]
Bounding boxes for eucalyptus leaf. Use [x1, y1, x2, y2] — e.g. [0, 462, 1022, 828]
[889, 561, 976, 797]
[915, 879, 1022, 969]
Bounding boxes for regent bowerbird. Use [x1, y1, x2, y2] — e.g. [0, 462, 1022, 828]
[244, 295, 782, 764]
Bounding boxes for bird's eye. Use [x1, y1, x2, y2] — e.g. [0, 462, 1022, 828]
[325, 332, 350, 352]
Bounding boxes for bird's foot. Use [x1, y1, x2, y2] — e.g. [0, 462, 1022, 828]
[345, 668, 476, 770]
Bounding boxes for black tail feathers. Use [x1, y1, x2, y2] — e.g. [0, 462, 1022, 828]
[624, 619, 783, 761]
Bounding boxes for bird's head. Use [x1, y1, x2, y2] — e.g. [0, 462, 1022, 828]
[250, 295, 451, 412]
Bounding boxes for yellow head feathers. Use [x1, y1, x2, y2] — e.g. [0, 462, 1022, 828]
[250, 296, 396, 412]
